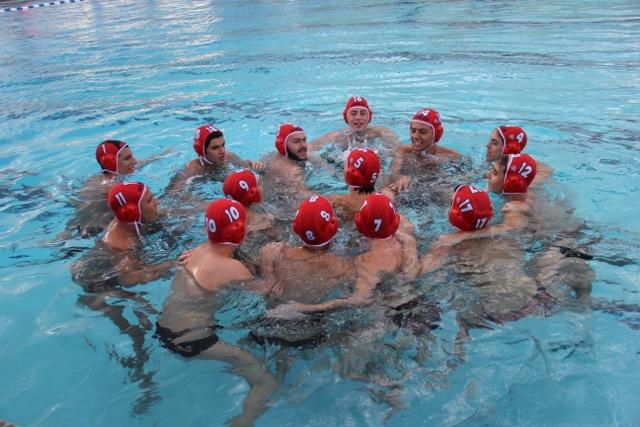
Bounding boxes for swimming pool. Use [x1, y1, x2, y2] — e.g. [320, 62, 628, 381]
[1, 0, 639, 425]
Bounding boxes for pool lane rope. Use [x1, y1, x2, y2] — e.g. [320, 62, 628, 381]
[3, 0, 85, 13]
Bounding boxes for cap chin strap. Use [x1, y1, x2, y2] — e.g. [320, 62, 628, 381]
[419, 143, 436, 157]
[496, 127, 507, 154]
[367, 234, 394, 240]
[208, 240, 240, 247]
[302, 236, 334, 249]
[133, 222, 143, 239]
[346, 129, 367, 145]
[134, 184, 147, 238]
[199, 155, 214, 166]
[114, 146, 122, 175]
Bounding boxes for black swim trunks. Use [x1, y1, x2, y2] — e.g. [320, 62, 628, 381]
[155, 323, 219, 358]
[390, 295, 441, 335]
[249, 314, 328, 349]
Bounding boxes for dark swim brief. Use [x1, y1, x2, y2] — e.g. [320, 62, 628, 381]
[249, 314, 328, 349]
[155, 323, 219, 358]
[390, 295, 441, 335]
[82, 277, 120, 294]
[556, 245, 593, 260]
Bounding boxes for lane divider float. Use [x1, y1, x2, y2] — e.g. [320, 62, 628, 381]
[3, 0, 85, 13]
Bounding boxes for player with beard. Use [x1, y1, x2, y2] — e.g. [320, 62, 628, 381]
[258, 123, 314, 217]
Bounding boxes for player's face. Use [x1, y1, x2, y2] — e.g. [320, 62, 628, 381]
[486, 161, 505, 193]
[118, 147, 137, 175]
[486, 129, 504, 161]
[346, 108, 370, 132]
[410, 121, 435, 152]
[140, 189, 159, 222]
[205, 136, 227, 165]
[286, 133, 308, 161]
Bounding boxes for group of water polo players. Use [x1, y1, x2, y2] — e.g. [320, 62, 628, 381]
[71, 95, 564, 426]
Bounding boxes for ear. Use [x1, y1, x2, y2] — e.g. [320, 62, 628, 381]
[391, 213, 401, 235]
[118, 203, 140, 223]
[354, 212, 364, 231]
[226, 221, 246, 244]
[193, 139, 203, 156]
[504, 175, 525, 194]
[102, 152, 117, 170]
[249, 188, 261, 204]
[275, 136, 286, 155]
[346, 166, 359, 178]
[292, 216, 302, 236]
[434, 123, 444, 142]
[328, 216, 340, 236]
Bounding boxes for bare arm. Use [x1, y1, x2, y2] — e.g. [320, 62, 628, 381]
[532, 160, 553, 186]
[163, 165, 200, 198]
[267, 255, 374, 318]
[434, 145, 461, 160]
[420, 237, 455, 274]
[292, 251, 382, 312]
[308, 153, 341, 179]
[206, 262, 253, 292]
[396, 231, 420, 280]
[370, 125, 402, 152]
[308, 130, 344, 152]
[115, 254, 175, 287]
[255, 242, 283, 296]
[227, 152, 266, 171]
[247, 211, 275, 233]
[137, 148, 173, 169]
[275, 291, 371, 316]
[388, 146, 412, 193]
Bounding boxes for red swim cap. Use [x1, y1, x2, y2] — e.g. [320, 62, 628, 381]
[355, 193, 400, 239]
[345, 148, 381, 188]
[275, 123, 305, 156]
[342, 96, 373, 124]
[497, 126, 527, 155]
[108, 182, 147, 224]
[448, 185, 493, 231]
[96, 140, 128, 174]
[411, 109, 444, 143]
[193, 124, 223, 163]
[293, 195, 339, 247]
[223, 169, 262, 207]
[504, 154, 537, 194]
[204, 199, 247, 245]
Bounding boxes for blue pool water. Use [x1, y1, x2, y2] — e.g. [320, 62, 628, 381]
[1, 0, 639, 426]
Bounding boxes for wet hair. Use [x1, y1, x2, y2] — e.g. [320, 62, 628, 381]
[103, 140, 127, 149]
[355, 185, 376, 195]
[204, 130, 224, 150]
